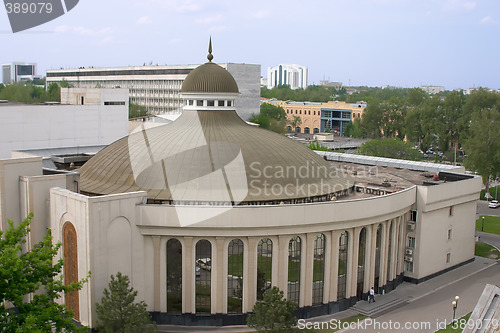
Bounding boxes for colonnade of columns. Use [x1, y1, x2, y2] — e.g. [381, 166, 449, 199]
[150, 214, 407, 315]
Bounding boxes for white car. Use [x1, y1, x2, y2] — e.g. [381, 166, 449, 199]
[489, 200, 500, 208]
[196, 258, 212, 271]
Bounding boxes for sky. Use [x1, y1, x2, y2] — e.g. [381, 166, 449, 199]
[1, 0, 499, 90]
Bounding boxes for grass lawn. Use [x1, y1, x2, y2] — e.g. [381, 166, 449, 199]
[475, 242, 500, 259]
[435, 313, 471, 333]
[476, 215, 500, 235]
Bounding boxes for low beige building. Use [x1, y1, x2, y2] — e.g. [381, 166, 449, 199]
[0, 47, 481, 328]
[270, 100, 365, 135]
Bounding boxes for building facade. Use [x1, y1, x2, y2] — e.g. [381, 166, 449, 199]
[267, 64, 308, 90]
[46, 63, 260, 120]
[2, 62, 41, 84]
[271, 100, 366, 135]
[0, 88, 128, 159]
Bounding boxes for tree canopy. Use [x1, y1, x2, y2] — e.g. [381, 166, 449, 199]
[360, 138, 421, 160]
[129, 103, 148, 119]
[0, 81, 60, 103]
[0, 213, 88, 332]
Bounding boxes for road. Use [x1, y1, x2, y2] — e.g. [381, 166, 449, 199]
[341, 263, 500, 333]
[477, 200, 500, 217]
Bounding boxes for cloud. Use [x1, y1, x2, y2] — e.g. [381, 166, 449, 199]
[136, 16, 152, 25]
[442, 0, 476, 11]
[252, 10, 269, 19]
[480, 16, 496, 24]
[54, 25, 93, 35]
[195, 15, 222, 24]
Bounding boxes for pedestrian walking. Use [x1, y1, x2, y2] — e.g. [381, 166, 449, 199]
[369, 287, 375, 303]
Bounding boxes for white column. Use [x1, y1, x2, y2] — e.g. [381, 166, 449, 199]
[304, 233, 315, 307]
[152, 236, 161, 312]
[245, 237, 258, 313]
[350, 227, 361, 298]
[329, 230, 340, 302]
[278, 235, 289, 297]
[182, 237, 194, 314]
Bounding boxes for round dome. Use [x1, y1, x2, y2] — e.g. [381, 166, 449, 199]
[181, 62, 239, 94]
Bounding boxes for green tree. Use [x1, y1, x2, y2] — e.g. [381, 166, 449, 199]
[360, 138, 421, 160]
[248, 103, 287, 133]
[247, 287, 297, 332]
[463, 106, 500, 197]
[404, 96, 440, 152]
[0, 213, 88, 332]
[344, 118, 363, 138]
[95, 272, 157, 333]
[129, 103, 148, 119]
[287, 115, 302, 131]
[47, 82, 61, 102]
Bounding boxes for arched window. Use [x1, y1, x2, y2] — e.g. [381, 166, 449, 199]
[337, 231, 348, 300]
[313, 128, 320, 134]
[357, 228, 366, 300]
[287, 126, 292, 132]
[288, 236, 301, 304]
[63, 222, 79, 320]
[295, 127, 301, 133]
[312, 234, 325, 305]
[304, 127, 310, 134]
[228, 239, 244, 313]
[195, 239, 212, 313]
[257, 238, 272, 300]
[167, 239, 182, 313]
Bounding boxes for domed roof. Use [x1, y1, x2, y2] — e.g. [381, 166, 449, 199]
[181, 39, 239, 94]
[79, 111, 353, 204]
[181, 62, 239, 94]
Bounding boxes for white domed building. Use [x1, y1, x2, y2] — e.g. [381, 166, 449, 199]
[0, 42, 481, 328]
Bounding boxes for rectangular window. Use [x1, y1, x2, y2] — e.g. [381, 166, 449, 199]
[408, 236, 416, 248]
[405, 261, 414, 273]
[196, 100, 203, 106]
[448, 229, 452, 240]
[446, 252, 451, 263]
[104, 101, 126, 105]
[228, 101, 232, 106]
[207, 100, 215, 106]
[308, 110, 310, 115]
[410, 211, 417, 222]
[217, 100, 224, 106]
[449, 206, 453, 216]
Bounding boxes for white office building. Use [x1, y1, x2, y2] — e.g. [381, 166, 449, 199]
[46, 63, 260, 120]
[267, 64, 308, 90]
[2, 62, 42, 84]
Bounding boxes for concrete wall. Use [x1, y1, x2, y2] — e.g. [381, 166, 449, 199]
[50, 188, 148, 328]
[410, 176, 482, 280]
[0, 157, 42, 231]
[0, 103, 128, 159]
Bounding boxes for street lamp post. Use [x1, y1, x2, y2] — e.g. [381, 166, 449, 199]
[452, 297, 459, 323]
[482, 216, 485, 232]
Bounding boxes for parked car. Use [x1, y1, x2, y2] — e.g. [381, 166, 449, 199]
[196, 265, 201, 276]
[489, 200, 500, 208]
[196, 258, 212, 271]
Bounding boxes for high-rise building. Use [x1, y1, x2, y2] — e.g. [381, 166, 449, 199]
[46, 63, 260, 119]
[2, 62, 42, 84]
[267, 64, 308, 89]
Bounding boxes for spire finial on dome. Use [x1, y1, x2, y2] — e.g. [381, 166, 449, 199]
[207, 36, 213, 62]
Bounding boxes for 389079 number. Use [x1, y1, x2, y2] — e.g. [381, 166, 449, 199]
[5, 2, 53, 14]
